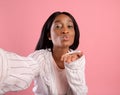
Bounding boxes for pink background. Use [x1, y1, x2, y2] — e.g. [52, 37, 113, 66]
[0, 0, 120, 95]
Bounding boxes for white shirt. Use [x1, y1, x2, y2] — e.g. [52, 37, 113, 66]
[0, 48, 88, 95]
[51, 53, 69, 95]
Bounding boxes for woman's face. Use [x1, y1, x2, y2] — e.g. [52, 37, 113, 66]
[49, 14, 75, 49]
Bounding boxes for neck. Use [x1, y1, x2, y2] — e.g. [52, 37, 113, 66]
[52, 47, 69, 69]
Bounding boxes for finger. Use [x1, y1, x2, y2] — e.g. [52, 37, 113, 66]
[61, 54, 68, 62]
[77, 52, 83, 58]
[61, 51, 83, 62]
[61, 54, 68, 61]
[65, 56, 72, 63]
[71, 55, 78, 61]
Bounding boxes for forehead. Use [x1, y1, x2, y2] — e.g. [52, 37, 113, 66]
[53, 14, 73, 23]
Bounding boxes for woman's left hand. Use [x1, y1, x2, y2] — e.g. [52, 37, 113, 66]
[61, 51, 83, 64]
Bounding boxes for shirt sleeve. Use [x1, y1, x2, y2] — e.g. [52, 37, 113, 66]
[0, 48, 39, 95]
[65, 55, 88, 95]
[28, 50, 50, 95]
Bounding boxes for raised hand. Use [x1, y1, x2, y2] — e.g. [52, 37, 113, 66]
[61, 51, 83, 64]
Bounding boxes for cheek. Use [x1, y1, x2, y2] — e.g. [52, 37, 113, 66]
[70, 32, 76, 45]
[70, 31, 75, 40]
[50, 31, 60, 42]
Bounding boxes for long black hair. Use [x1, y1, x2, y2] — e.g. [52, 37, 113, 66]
[35, 11, 80, 50]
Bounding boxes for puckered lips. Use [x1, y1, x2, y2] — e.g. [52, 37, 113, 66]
[61, 35, 70, 41]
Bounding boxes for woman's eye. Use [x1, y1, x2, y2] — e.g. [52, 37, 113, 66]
[55, 24, 62, 29]
[68, 25, 74, 28]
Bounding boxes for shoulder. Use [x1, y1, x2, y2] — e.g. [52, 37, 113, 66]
[28, 49, 50, 60]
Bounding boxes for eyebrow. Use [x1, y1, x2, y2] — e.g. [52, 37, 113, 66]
[54, 19, 73, 24]
[54, 20, 61, 23]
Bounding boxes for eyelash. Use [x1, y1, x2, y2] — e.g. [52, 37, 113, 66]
[55, 25, 73, 29]
[55, 25, 62, 29]
[68, 25, 73, 28]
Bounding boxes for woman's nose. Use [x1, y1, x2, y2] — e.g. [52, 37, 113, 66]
[62, 27, 69, 34]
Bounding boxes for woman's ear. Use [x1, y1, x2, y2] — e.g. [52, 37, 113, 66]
[47, 33, 51, 40]
[48, 37, 51, 40]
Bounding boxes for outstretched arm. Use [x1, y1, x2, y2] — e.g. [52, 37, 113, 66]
[0, 48, 39, 95]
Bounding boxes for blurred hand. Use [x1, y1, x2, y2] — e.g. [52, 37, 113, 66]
[61, 51, 83, 64]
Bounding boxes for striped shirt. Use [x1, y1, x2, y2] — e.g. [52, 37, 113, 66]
[0, 48, 88, 95]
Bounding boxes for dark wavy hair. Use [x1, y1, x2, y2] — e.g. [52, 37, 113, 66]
[35, 11, 80, 50]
